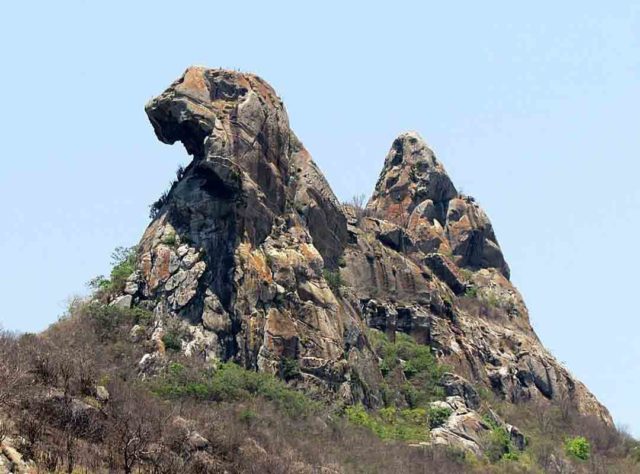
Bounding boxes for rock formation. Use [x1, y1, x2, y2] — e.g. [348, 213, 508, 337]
[119, 66, 610, 452]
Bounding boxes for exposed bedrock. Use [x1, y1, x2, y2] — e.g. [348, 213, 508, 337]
[122, 67, 611, 432]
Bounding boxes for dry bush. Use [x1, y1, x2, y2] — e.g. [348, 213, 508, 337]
[103, 380, 169, 473]
[490, 397, 640, 472]
[178, 398, 467, 474]
[0, 327, 27, 408]
[4, 300, 639, 473]
[346, 194, 370, 225]
[456, 295, 504, 320]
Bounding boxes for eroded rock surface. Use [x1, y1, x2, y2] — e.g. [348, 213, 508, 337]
[122, 67, 611, 441]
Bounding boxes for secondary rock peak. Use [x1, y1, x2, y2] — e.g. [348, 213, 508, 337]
[367, 131, 457, 225]
[367, 132, 510, 278]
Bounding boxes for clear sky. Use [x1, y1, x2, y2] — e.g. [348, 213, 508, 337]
[1, 1, 638, 434]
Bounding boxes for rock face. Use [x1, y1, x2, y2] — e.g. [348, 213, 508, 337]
[125, 67, 611, 440]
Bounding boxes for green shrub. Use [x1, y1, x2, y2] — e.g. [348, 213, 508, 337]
[565, 436, 590, 461]
[84, 303, 152, 342]
[323, 269, 345, 293]
[486, 425, 512, 462]
[458, 268, 474, 281]
[280, 357, 301, 381]
[89, 246, 138, 297]
[484, 294, 501, 308]
[464, 286, 478, 298]
[369, 330, 448, 408]
[108, 246, 137, 291]
[428, 406, 452, 429]
[162, 332, 182, 352]
[502, 452, 520, 461]
[238, 408, 258, 426]
[168, 362, 185, 375]
[162, 233, 177, 246]
[151, 362, 317, 418]
[345, 404, 428, 442]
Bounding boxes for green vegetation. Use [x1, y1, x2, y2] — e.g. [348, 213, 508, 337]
[88, 246, 137, 297]
[346, 330, 451, 442]
[238, 408, 258, 426]
[151, 361, 318, 418]
[345, 404, 428, 442]
[162, 232, 177, 246]
[464, 286, 478, 298]
[565, 436, 590, 461]
[484, 293, 501, 308]
[322, 269, 345, 293]
[428, 405, 452, 429]
[83, 303, 152, 342]
[370, 330, 448, 407]
[458, 267, 474, 281]
[280, 357, 301, 381]
[161, 331, 182, 352]
[486, 425, 514, 462]
[482, 414, 520, 463]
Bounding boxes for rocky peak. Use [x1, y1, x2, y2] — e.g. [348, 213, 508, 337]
[368, 132, 457, 226]
[368, 131, 509, 278]
[123, 67, 611, 452]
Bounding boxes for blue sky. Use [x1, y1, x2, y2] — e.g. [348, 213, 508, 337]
[1, 1, 638, 434]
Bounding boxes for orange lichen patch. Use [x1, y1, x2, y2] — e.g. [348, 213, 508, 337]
[237, 242, 273, 283]
[437, 241, 453, 255]
[148, 245, 173, 291]
[246, 75, 280, 109]
[139, 217, 166, 253]
[383, 202, 407, 223]
[176, 66, 211, 102]
[298, 243, 320, 263]
[156, 337, 166, 355]
[380, 194, 413, 225]
[248, 251, 272, 283]
[140, 252, 153, 282]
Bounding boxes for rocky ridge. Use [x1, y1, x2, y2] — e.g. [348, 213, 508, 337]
[116, 66, 611, 454]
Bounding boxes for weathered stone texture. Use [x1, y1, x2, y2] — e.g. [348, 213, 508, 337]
[125, 67, 611, 432]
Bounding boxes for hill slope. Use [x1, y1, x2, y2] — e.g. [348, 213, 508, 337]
[0, 67, 636, 474]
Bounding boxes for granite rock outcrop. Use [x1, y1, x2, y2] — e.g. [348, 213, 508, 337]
[120, 67, 611, 451]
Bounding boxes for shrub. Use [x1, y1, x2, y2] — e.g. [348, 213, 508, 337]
[485, 294, 501, 308]
[151, 362, 318, 418]
[88, 246, 138, 298]
[161, 331, 182, 352]
[486, 425, 513, 462]
[369, 330, 448, 407]
[238, 408, 258, 426]
[345, 404, 428, 442]
[464, 286, 478, 298]
[323, 269, 345, 293]
[280, 357, 300, 381]
[162, 233, 177, 246]
[565, 436, 590, 460]
[84, 303, 152, 342]
[502, 452, 520, 461]
[428, 406, 452, 429]
[344, 194, 369, 224]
